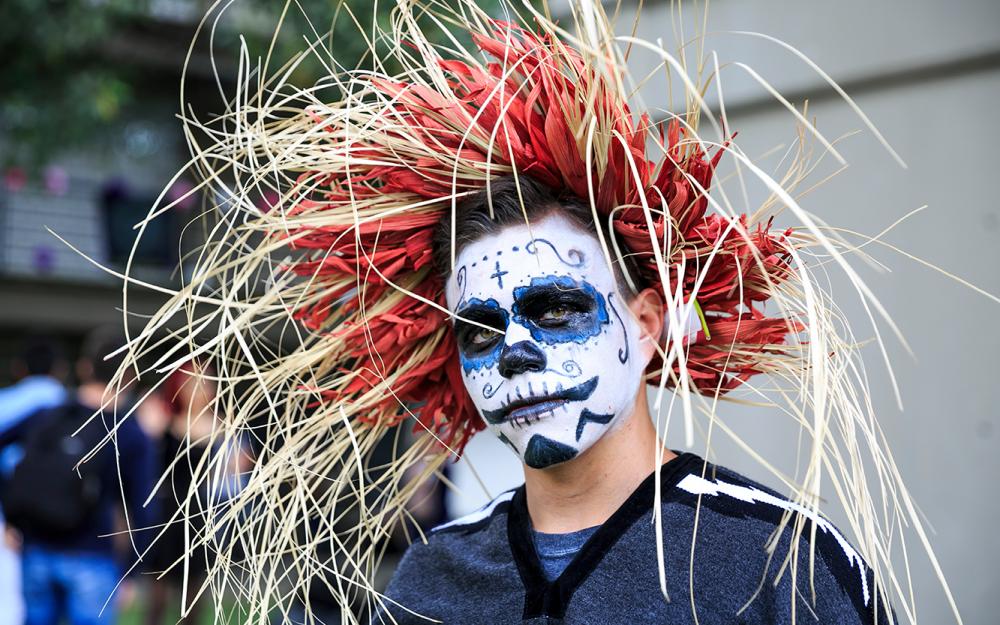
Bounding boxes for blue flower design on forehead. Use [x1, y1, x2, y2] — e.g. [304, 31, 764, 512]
[511, 275, 610, 345]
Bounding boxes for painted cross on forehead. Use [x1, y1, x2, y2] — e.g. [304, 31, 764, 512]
[446, 214, 647, 470]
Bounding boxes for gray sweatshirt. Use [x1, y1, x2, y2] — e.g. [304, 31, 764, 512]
[376, 452, 891, 624]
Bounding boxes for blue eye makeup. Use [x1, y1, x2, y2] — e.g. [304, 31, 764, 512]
[511, 275, 609, 345]
[455, 298, 508, 372]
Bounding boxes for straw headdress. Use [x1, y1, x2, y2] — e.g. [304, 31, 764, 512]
[94, 1, 965, 623]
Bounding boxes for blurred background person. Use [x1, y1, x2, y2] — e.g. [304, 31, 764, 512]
[134, 383, 172, 443]
[0, 336, 68, 625]
[0, 327, 158, 625]
[0, 336, 67, 434]
[146, 360, 249, 625]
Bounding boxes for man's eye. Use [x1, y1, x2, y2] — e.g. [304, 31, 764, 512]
[539, 306, 571, 322]
[470, 327, 501, 345]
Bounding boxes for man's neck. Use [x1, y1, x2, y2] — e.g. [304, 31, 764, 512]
[522, 394, 676, 534]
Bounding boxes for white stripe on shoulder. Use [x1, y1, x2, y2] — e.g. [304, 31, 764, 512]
[433, 490, 516, 532]
[677, 473, 869, 606]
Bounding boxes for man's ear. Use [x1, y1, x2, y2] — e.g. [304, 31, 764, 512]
[626, 287, 664, 365]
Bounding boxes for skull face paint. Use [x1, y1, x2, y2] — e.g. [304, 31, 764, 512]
[446, 214, 646, 469]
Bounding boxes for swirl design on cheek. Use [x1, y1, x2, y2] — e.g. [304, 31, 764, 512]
[607, 292, 629, 364]
[524, 238, 585, 268]
[454, 265, 469, 309]
[482, 381, 504, 399]
[542, 359, 583, 378]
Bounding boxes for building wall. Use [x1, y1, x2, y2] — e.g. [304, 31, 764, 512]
[660, 4, 999, 623]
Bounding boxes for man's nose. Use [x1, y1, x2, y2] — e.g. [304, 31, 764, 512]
[498, 341, 547, 379]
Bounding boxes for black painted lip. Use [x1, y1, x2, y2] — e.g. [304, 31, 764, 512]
[482, 376, 598, 425]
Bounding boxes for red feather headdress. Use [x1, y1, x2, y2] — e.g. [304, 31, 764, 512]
[281, 21, 798, 452]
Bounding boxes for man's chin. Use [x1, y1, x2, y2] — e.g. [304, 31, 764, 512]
[522, 433, 579, 469]
[492, 423, 582, 469]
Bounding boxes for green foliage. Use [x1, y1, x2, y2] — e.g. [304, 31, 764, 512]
[0, 0, 500, 168]
[0, 0, 139, 166]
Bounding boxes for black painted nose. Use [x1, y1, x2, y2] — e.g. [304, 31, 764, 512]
[498, 341, 547, 379]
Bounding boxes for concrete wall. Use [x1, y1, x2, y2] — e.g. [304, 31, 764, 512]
[451, 2, 1000, 623]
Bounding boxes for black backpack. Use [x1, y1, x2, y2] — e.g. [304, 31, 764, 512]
[1, 402, 106, 538]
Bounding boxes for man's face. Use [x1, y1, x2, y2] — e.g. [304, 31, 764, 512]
[445, 213, 646, 469]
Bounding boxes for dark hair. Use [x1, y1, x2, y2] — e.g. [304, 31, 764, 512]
[431, 175, 647, 294]
[20, 335, 63, 376]
[80, 326, 127, 385]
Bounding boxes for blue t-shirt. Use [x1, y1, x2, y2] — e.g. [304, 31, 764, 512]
[532, 525, 598, 581]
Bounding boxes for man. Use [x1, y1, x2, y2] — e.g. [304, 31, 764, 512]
[0, 336, 67, 434]
[376, 176, 887, 624]
[0, 328, 157, 625]
[106, 3, 943, 623]
[0, 337, 67, 625]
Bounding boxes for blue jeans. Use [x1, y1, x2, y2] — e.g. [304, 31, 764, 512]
[21, 545, 120, 625]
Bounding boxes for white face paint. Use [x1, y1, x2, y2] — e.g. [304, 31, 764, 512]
[445, 214, 647, 469]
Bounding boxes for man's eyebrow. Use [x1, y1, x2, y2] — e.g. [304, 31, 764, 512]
[455, 301, 507, 322]
[514, 283, 591, 302]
